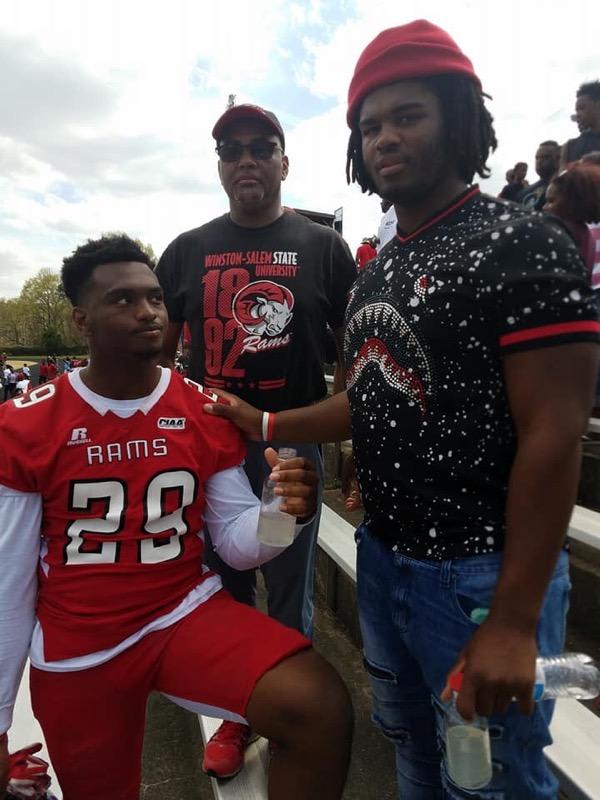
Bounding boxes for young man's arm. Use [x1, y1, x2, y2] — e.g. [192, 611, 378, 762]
[0, 486, 41, 772]
[203, 449, 318, 570]
[204, 389, 352, 443]
[444, 342, 598, 719]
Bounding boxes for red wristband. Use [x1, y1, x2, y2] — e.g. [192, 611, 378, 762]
[267, 412, 276, 440]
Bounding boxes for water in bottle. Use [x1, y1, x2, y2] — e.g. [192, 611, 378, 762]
[257, 447, 297, 546]
[534, 653, 600, 700]
[445, 724, 492, 790]
[444, 673, 492, 790]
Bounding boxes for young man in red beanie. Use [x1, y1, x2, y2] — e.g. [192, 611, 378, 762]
[204, 19, 600, 799]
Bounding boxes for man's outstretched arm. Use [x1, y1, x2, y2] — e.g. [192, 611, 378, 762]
[204, 389, 352, 443]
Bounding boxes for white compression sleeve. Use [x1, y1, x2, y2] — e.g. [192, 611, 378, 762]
[203, 465, 307, 570]
[0, 485, 40, 733]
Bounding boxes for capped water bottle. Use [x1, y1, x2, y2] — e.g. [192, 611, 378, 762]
[534, 653, 600, 700]
[257, 448, 298, 546]
[444, 673, 492, 791]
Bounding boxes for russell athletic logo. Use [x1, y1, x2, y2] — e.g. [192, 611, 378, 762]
[157, 417, 186, 430]
[67, 427, 92, 446]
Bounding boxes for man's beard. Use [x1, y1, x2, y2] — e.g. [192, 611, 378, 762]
[380, 173, 441, 206]
[131, 343, 163, 360]
[369, 137, 448, 207]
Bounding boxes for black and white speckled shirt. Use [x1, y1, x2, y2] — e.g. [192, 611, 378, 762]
[344, 187, 600, 559]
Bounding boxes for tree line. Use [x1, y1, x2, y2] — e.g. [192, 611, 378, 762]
[0, 235, 156, 352]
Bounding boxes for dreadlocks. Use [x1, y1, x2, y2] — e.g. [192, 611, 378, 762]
[346, 74, 498, 194]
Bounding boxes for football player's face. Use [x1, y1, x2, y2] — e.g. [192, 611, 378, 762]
[77, 262, 168, 359]
[217, 120, 288, 210]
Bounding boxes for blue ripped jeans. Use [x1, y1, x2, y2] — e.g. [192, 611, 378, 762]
[355, 524, 570, 799]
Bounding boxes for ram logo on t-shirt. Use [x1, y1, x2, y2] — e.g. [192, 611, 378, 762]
[232, 281, 294, 337]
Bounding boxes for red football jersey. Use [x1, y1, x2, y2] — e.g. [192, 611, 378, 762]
[0, 371, 245, 661]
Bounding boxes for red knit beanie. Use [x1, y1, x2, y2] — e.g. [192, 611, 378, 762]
[347, 19, 482, 126]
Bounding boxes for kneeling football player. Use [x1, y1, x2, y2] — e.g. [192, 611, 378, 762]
[0, 234, 353, 800]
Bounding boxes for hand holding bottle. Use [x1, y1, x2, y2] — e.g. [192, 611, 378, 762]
[257, 448, 318, 546]
[441, 618, 538, 719]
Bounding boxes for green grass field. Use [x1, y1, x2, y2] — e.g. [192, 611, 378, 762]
[3, 356, 87, 369]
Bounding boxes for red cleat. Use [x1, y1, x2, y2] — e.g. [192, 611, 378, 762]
[202, 721, 255, 778]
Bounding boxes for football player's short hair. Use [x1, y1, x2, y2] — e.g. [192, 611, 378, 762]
[61, 234, 153, 305]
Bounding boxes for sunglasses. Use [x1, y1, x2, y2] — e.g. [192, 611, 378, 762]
[216, 140, 283, 163]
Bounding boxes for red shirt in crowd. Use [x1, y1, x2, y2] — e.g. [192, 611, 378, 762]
[355, 242, 377, 270]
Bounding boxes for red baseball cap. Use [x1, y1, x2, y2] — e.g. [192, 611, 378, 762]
[347, 19, 482, 126]
[212, 104, 285, 149]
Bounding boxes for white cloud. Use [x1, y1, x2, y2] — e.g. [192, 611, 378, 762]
[1, 0, 598, 299]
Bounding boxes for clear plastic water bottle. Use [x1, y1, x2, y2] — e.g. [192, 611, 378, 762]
[534, 653, 600, 700]
[444, 673, 492, 791]
[256, 447, 298, 546]
[467, 608, 600, 703]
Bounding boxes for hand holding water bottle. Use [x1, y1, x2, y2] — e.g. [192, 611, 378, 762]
[441, 618, 539, 719]
[257, 448, 318, 546]
[442, 652, 599, 791]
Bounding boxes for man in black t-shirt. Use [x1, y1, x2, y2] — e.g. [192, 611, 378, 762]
[206, 21, 600, 799]
[156, 104, 356, 778]
[560, 80, 600, 169]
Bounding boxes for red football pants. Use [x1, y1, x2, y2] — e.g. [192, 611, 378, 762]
[30, 590, 309, 799]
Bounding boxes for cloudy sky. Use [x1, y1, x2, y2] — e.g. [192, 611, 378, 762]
[0, 0, 598, 298]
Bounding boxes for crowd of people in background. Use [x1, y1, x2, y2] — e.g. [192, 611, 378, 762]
[1, 361, 30, 402]
[496, 81, 600, 232]
[0, 355, 91, 402]
[494, 84, 600, 401]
